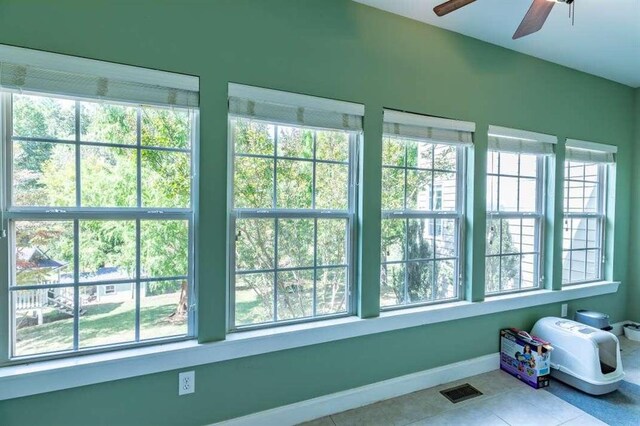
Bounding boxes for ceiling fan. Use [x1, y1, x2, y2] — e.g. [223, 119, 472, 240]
[433, 0, 575, 39]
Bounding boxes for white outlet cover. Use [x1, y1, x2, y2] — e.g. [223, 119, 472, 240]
[561, 303, 568, 318]
[179, 371, 195, 396]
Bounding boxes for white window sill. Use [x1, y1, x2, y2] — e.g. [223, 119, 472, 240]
[0, 280, 619, 401]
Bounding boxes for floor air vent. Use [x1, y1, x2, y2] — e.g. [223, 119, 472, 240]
[439, 383, 483, 404]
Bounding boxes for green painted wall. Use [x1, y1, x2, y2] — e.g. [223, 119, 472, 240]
[0, 1, 636, 424]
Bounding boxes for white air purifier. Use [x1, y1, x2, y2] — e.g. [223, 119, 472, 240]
[531, 317, 624, 395]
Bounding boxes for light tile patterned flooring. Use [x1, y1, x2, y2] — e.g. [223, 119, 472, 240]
[302, 336, 640, 426]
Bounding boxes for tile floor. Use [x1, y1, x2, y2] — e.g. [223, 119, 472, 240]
[301, 336, 640, 426]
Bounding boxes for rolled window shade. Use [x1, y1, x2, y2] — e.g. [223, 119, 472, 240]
[383, 109, 474, 145]
[0, 45, 199, 108]
[565, 139, 616, 164]
[488, 125, 557, 155]
[228, 83, 363, 132]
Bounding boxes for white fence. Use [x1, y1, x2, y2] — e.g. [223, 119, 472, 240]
[15, 287, 75, 311]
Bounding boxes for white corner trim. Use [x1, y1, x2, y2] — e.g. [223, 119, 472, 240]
[214, 353, 500, 426]
[0, 281, 618, 401]
[383, 109, 476, 132]
[0, 43, 198, 91]
[228, 82, 364, 116]
[488, 125, 557, 144]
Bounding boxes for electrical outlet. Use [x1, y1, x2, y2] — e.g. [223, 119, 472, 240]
[561, 303, 568, 318]
[179, 371, 195, 396]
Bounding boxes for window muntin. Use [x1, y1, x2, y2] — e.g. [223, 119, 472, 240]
[380, 136, 463, 308]
[230, 117, 356, 329]
[562, 161, 605, 284]
[485, 151, 544, 294]
[6, 92, 195, 358]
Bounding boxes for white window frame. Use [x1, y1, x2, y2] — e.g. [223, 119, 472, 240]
[485, 151, 546, 295]
[227, 86, 362, 331]
[562, 161, 607, 285]
[2, 91, 198, 362]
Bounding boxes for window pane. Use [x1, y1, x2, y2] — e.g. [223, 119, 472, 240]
[278, 219, 314, 269]
[12, 287, 75, 356]
[81, 146, 137, 207]
[433, 145, 456, 171]
[407, 219, 434, 260]
[583, 182, 599, 213]
[487, 151, 499, 174]
[587, 218, 599, 248]
[12, 141, 76, 207]
[315, 163, 348, 210]
[500, 255, 521, 291]
[277, 126, 313, 159]
[316, 267, 347, 315]
[486, 219, 501, 255]
[382, 137, 405, 167]
[235, 272, 274, 326]
[276, 160, 312, 209]
[277, 269, 313, 321]
[141, 220, 189, 278]
[235, 218, 275, 271]
[317, 219, 347, 266]
[407, 140, 433, 168]
[433, 172, 456, 211]
[518, 178, 537, 212]
[499, 152, 519, 175]
[519, 154, 537, 177]
[498, 176, 519, 211]
[501, 219, 521, 254]
[435, 259, 456, 300]
[381, 219, 405, 262]
[486, 175, 498, 211]
[435, 219, 457, 258]
[522, 219, 537, 253]
[79, 220, 136, 282]
[485, 256, 500, 294]
[80, 102, 137, 144]
[78, 284, 136, 348]
[406, 261, 433, 303]
[381, 168, 404, 210]
[586, 250, 600, 281]
[570, 250, 587, 282]
[380, 263, 404, 307]
[571, 218, 587, 250]
[233, 118, 275, 156]
[141, 107, 191, 149]
[316, 130, 349, 162]
[140, 280, 188, 340]
[13, 94, 75, 140]
[141, 149, 191, 208]
[406, 169, 432, 210]
[521, 254, 537, 288]
[14, 220, 74, 286]
[234, 156, 273, 209]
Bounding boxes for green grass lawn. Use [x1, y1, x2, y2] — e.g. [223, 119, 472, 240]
[15, 292, 187, 356]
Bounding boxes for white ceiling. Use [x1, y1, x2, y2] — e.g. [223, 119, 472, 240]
[353, 0, 640, 87]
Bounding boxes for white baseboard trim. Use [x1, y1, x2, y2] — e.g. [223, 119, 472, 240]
[215, 352, 500, 426]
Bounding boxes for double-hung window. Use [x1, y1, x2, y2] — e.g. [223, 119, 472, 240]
[562, 140, 614, 284]
[485, 126, 555, 295]
[228, 84, 362, 329]
[1, 46, 199, 359]
[380, 110, 473, 308]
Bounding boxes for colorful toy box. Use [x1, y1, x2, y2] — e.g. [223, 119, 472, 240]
[500, 328, 553, 389]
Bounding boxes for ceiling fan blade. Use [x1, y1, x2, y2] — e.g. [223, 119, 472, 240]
[512, 0, 555, 39]
[433, 0, 476, 17]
